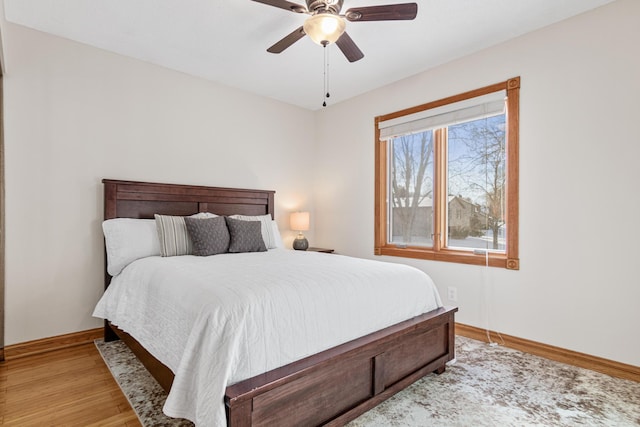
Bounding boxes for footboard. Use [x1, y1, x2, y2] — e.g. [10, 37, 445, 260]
[225, 306, 457, 427]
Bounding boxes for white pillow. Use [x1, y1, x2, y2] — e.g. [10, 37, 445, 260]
[191, 212, 218, 219]
[229, 214, 278, 249]
[272, 220, 284, 249]
[102, 218, 160, 276]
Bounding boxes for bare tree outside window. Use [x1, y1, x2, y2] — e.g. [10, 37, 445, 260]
[448, 115, 506, 250]
[390, 131, 434, 245]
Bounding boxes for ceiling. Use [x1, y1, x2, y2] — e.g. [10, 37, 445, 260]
[3, 0, 614, 110]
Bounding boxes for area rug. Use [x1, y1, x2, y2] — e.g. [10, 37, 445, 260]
[95, 336, 640, 426]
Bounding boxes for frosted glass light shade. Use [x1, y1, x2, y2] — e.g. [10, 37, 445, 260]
[290, 211, 310, 231]
[303, 13, 346, 46]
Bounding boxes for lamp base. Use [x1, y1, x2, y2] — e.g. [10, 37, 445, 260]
[293, 236, 309, 251]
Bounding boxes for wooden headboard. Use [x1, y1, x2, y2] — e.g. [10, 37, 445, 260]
[103, 179, 275, 220]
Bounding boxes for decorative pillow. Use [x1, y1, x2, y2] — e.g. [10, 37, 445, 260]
[102, 218, 160, 276]
[184, 216, 230, 256]
[225, 217, 267, 253]
[229, 214, 277, 249]
[155, 214, 193, 257]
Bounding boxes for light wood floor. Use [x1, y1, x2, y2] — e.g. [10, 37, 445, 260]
[0, 343, 141, 426]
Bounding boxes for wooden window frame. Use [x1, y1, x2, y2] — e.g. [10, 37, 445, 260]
[374, 77, 520, 270]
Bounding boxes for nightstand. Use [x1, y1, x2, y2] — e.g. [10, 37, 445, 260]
[307, 247, 335, 254]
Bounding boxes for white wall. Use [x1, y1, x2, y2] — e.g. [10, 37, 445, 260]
[314, 0, 640, 366]
[3, 0, 639, 369]
[2, 22, 315, 345]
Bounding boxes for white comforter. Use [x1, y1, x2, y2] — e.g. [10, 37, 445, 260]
[93, 249, 442, 426]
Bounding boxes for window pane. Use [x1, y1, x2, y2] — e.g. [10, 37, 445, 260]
[388, 131, 434, 247]
[447, 114, 506, 252]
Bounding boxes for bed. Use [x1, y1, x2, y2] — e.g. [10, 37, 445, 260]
[95, 179, 457, 427]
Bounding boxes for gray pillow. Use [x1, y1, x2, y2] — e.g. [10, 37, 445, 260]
[225, 217, 267, 253]
[184, 216, 230, 256]
[229, 214, 277, 248]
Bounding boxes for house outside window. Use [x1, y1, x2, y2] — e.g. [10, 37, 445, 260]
[374, 77, 520, 269]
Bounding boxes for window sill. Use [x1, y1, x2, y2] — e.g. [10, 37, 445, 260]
[374, 246, 519, 270]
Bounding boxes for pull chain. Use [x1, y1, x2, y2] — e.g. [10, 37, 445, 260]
[322, 41, 330, 107]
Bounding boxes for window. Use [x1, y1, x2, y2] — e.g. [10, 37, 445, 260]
[374, 77, 520, 269]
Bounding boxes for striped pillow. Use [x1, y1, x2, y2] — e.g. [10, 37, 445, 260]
[155, 214, 194, 257]
[229, 214, 277, 249]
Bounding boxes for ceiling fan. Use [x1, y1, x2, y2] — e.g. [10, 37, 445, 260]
[251, 0, 418, 62]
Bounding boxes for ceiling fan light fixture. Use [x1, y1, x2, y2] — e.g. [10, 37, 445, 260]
[303, 13, 346, 46]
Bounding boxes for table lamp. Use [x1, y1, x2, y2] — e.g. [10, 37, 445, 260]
[290, 211, 310, 251]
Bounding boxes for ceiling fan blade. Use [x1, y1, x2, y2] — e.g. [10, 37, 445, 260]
[345, 3, 417, 21]
[251, 0, 307, 13]
[267, 26, 306, 53]
[336, 32, 364, 63]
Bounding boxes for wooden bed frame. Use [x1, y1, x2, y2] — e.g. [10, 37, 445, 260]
[102, 179, 458, 427]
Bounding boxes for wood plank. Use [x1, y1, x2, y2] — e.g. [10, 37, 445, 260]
[252, 354, 373, 427]
[4, 328, 103, 360]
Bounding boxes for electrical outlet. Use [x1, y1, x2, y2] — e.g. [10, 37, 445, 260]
[447, 286, 458, 302]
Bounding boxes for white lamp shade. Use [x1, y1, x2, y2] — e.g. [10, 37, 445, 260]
[303, 13, 346, 46]
[290, 211, 310, 231]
